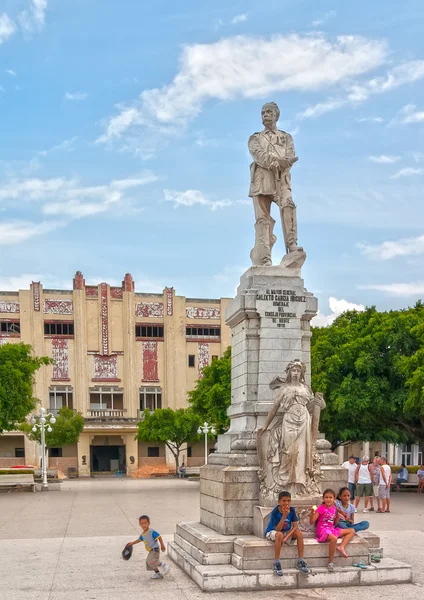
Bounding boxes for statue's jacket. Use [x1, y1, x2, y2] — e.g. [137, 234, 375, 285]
[248, 129, 295, 198]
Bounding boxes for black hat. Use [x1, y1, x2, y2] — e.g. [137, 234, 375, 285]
[122, 544, 133, 561]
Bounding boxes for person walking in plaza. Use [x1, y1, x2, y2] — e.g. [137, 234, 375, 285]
[310, 489, 355, 572]
[417, 464, 424, 494]
[379, 457, 392, 512]
[395, 464, 408, 491]
[371, 456, 382, 512]
[335, 487, 370, 532]
[342, 455, 358, 502]
[265, 491, 310, 576]
[354, 456, 373, 513]
[125, 515, 170, 579]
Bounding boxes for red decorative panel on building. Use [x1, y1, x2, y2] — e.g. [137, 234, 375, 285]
[0, 301, 20, 313]
[93, 355, 119, 381]
[86, 286, 98, 298]
[100, 283, 109, 355]
[186, 307, 220, 319]
[166, 288, 173, 316]
[44, 300, 73, 315]
[135, 302, 164, 318]
[198, 342, 210, 378]
[32, 282, 40, 311]
[52, 338, 70, 381]
[73, 271, 85, 290]
[142, 341, 159, 382]
[110, 287, 123, 300]
[123, 273, 134, 292]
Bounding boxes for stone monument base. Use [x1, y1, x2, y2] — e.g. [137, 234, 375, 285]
[169, 521, 411, 592]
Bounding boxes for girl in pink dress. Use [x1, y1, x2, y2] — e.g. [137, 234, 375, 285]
[310, 488, 355, 571]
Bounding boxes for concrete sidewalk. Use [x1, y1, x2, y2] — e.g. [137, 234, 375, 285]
[1, 479, 423, 599]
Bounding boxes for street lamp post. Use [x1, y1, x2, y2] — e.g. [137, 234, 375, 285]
[30, 407, 56, 489]
[197, 422, 216, 465]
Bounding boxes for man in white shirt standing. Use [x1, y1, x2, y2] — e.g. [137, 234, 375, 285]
[342, 455, 358, 501]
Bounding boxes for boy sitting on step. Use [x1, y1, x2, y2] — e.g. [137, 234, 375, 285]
[265, 491, 310, 576]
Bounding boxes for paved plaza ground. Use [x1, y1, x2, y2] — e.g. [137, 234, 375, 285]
[0, 478, 423, 600]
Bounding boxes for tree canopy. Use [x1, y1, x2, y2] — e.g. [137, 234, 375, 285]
[21, 406, 84, 448]
[136, 408, 201, 469]
[0, 343, 52, 432]
[188, 346, 231, 433]
[311, 302, 424, 449]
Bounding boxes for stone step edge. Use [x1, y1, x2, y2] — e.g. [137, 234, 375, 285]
[168, 542, 412, 593]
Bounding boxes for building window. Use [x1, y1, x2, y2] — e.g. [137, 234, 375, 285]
[89, 387, 124, 410]
[49, 448, 63, 458]
[401, 443, 413, 466]
[136, 324, 164, 339]
[0, 320, 20, 335]
[140, 387, 162, 411]
[186, 326, 220, 339]
[147, 447, 160, 457]
[15, 448, 25, 458]
[49, 386, 73, 414]
[188, 355, 195, 368]
[44, 322, 74, 336]
[187, 447, 192, 458]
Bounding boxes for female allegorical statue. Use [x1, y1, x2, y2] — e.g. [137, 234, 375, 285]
[257, 359, 325, 501]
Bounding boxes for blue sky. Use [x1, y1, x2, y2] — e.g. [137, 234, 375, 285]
[1, 0, 424, 324]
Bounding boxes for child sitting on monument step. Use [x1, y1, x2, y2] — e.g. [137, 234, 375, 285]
[265, 491, 310, 576]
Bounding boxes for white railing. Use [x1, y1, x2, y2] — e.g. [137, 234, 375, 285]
[87, 409, 127, 418]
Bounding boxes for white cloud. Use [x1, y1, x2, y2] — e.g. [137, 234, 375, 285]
[0, 273, 70, 290]
[356, 116, 384, 123]
[368, 155, 400, 164]
[98, 33, 388, 146]
[64, 91, 88, 101]
[359, 282, 424, 296]
[19, 0, 48, 32]
[230, 14, 248, 25]
[359, 234, 424, 260]
[300, 59, 424, 119]
[312, 296, 365, 327]
[38, 136, 78, 156]
[0, 173, 157, 220]
[311, 10, 336, 27]
[0, 13, 17, 44]
[390, 167, 423, 179]
[5, 69, 16, 76]
[392, 103, 424, 125]
[164, 189, 232, 211]
[214, 264, 248, 284]
[0, 220, 63, 245]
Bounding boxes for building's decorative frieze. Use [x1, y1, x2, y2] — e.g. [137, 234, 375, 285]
[52, 338, 70, 380]
[93, 354, 118, 380]
[86, 286, 98, 298]
[73, 270, 85, 290]
[142, 341, 159, 382]
[32, 282, 41, 311]
[123, 273, 134, 292]
[198, 342, 210, 378]
[136, 302, 164, 318]
[0, 300, 20, 313]
[100, 283, 109, 356]
[44, 299, 73, 315]
[110, 287, 123, 300]
[166, 287, 173, 316]
[186, 306, 220, 319]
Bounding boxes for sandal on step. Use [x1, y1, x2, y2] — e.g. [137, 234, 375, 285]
[353, 562, 368, 569]
[327, 563, 335, 572]
[370, 554, 381, 563]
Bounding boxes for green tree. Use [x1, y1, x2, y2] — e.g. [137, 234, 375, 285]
[189, 346, 231, 433]
[21, 407, 84, 448]
[311, 302, 424, 449]
[136, 408, 201, 470]
[0, 343, 52, 432]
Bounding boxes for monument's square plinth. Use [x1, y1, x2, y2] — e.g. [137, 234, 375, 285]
[169, 101, 412, 591]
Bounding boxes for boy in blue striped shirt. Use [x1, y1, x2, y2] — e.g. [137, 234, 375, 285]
[127, 515, 170, 579]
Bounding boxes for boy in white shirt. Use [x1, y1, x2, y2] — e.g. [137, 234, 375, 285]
[342, 455, 358, 501]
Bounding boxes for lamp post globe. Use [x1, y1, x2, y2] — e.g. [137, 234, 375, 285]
[29, 407, 56, 490]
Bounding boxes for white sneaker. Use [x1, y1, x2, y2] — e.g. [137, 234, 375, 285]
[161, 562, 170, 576]
[151, 572, 163, 579]
[363, 508, 369, 513]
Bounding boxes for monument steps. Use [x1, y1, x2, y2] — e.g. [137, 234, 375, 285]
[168, 541, 412, 592]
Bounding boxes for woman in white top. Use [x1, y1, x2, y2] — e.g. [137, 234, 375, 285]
[379, 457, 392, 513]
[354, 455, 373, 513]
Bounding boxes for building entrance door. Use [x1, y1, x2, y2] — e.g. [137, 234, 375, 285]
[90, 445, 126, 473]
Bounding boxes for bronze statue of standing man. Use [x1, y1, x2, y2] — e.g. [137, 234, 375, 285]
[248, 102, 306, 268]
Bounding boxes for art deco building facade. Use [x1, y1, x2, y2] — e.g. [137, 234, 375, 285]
[0, 272, 231, 475]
